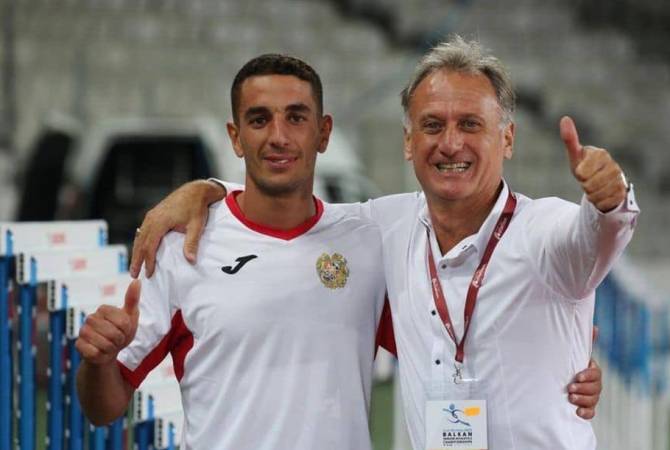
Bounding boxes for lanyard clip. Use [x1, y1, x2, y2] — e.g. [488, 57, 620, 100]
[453, 363, 463, 384]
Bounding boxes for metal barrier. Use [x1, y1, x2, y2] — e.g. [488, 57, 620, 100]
[592, 260, 670, 450]
[1, 221, 183, 450]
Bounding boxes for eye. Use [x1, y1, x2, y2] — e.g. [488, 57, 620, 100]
[421, 120, 443, 134]
[288, 113, 307, 124]
[248, 116, 268, 127]
[460, 118, 481, 131]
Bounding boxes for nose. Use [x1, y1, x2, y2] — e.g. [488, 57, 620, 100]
[438, 124, 464, 155]
[268, 116, 290, 149]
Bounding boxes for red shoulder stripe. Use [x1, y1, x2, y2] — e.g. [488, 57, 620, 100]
[117, 310, 193, 388]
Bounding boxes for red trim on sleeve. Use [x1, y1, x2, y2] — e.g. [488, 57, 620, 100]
[225, 190, 324, 240]
[375, 296, 397, 357]
[117, 360, 138, 388]
[171, 316, 194, 381]
[117, 310, 193, 389]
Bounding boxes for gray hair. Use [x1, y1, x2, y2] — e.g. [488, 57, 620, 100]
[400, 35, 516, 128]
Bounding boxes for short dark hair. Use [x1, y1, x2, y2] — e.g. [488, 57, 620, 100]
[231, 54, 324, 124]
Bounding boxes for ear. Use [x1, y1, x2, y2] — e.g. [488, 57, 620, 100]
[317, 114, 333, 154]
[403, 125, 413, 161]
[502, 121, 514, 160]
[226, 121, 244, 158]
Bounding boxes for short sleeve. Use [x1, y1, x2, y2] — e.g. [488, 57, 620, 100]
[117, 239, 181, 388]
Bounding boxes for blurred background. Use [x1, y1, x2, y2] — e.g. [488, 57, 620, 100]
[1, 0, 669, 448]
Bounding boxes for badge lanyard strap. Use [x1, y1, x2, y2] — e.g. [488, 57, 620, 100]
[426, 191, 517, 375]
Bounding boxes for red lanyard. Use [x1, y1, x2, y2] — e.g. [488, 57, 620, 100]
[426, 190, 517, 365]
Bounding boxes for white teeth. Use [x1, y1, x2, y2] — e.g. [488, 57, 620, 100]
[436, 162, 470, 173]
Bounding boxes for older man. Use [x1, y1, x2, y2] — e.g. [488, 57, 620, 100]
[131, 37, 635, 448]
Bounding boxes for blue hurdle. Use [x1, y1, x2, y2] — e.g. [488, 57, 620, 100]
[2, 220, 186, 450]
[0, 221, 108, 450]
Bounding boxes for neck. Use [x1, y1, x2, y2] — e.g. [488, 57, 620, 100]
[236, 183, 316, 231]
[428, 182, 503, 255]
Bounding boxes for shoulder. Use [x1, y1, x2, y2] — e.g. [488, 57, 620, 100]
[369, 192, 423, 215]
[320, 202, 385, 246]
[329, 192, 423, 232]
[323, 201, 380, 229]
[369, 192, 424, 239]
[203, 199, 232, 230]
[156, 230, 185, 266]
[156, 200, 231, 268]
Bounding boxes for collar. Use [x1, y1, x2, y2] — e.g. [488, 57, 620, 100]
[225, 190, 324, 241]
[419, 181, 512, 260]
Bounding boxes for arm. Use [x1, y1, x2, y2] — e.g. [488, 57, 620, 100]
[526, 117, 638, 299]
[362, 192, 423, 231]
[130, 179, 229, 278]
[75, 280, 141, 425]
[131, 177, 421, 278]
[76, 360, 134, 425]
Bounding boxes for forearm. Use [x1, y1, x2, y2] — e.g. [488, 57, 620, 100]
[581, 194, 637, 290]
[200, 179, 228, 204]
[532, 191, 638, 298]
[76, 360, 134, 426]
[569, 193, 637, 294]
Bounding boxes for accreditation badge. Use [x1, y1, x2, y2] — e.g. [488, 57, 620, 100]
[425, 399, 488, 450]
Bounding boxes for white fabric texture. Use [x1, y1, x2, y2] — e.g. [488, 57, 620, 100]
[118, 194, 387, 450]
[366, 182, 639, 450]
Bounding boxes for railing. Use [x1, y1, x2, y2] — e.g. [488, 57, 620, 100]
[0, 220, 182, 450]
[593, 260, 670, 450]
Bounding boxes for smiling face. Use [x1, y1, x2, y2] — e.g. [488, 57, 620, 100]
[403, 69, 514, 208]
[227, 74, 332, 197]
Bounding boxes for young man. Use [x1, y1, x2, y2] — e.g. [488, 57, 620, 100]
[76, 55, 388, 449]
[130, 38, 635, 449]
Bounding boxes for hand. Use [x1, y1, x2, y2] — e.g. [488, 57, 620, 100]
[130, 180, 226, 278]
[567, 326, 602, 419]
[560, 116, 627, 213]
[567, 358, 601, 420]
[75, 280, 141, 365]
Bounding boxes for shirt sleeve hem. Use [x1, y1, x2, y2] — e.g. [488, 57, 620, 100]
[117, 360, 144, 390]
[583, 184, 640, 220]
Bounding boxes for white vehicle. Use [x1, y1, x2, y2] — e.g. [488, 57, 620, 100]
[19, 117, 380, 246]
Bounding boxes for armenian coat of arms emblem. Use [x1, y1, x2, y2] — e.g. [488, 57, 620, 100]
[316, 253, 349, 289]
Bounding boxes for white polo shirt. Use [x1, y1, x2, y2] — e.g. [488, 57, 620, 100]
[117, 192, 387, 450]
[367, 182, 639, 450]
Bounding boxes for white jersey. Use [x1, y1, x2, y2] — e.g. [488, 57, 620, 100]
[366, 182, 638, 450]
[117, 192, 387, 450]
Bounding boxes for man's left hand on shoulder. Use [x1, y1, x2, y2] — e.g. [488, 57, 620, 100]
[560, 115, 628, 213]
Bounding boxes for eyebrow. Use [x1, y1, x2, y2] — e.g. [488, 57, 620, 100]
[459, 113, 485, 121]
[243, 103, 313, 121]
[418, 112, 486, 122]
[285, 103, 312, 114]
[244, 106, 271, 120]
[418, 113, 444, 121]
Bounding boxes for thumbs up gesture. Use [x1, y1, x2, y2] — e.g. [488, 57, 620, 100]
[75, 280, 141, 365]
[560, 116, 628, 212]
